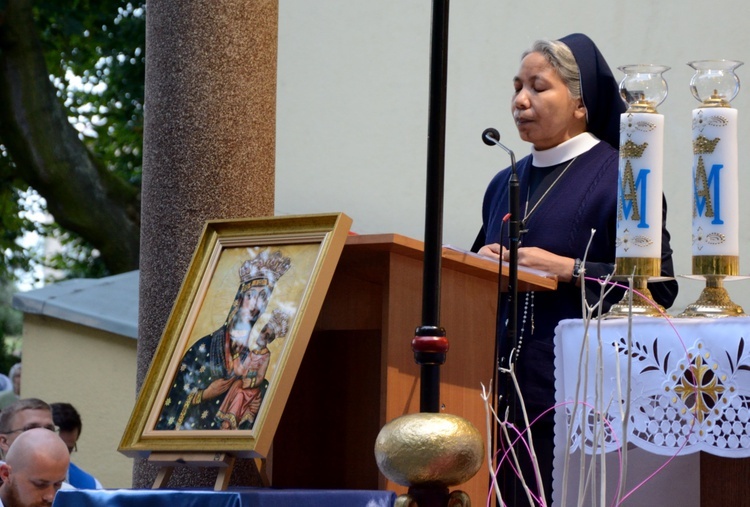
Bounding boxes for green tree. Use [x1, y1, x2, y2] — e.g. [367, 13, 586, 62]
[0, 0, 145, 280]
[0, 278, 21, 374]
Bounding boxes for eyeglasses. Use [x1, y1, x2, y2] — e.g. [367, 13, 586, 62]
[1, 423, 59, 435]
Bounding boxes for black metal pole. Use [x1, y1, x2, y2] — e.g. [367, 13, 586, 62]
[412, 0, 450, 414]
[501, 163, 521, 505]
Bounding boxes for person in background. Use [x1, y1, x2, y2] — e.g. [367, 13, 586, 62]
[0, 364, 21, 410]
[0, 374, 15, 410]
[473, 33, 678, 505]
[8, 364, 20, 397]
[0, 427, 70, 507]
[50, 403, 103, 489]
[0, 398, 57, 459]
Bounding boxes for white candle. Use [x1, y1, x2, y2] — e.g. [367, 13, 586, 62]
[691, 107, 739, 257]
[616, 112, 664, 260]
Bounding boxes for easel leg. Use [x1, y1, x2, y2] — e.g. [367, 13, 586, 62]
[214, 455, 236, 491]
[152, 466, 174, 489]
[254, 457, 270, 487]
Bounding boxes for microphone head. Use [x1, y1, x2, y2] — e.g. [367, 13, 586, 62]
[482, 128, 501, 146]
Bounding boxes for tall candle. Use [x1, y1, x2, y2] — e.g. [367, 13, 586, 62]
[691, 107, 739, 259]
[616, 112, 664, 265]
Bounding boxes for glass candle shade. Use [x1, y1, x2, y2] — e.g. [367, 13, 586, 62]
[689, 60, 743, 107]
[618, 64, 670, 113]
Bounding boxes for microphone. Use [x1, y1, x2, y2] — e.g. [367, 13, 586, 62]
[482, 127, 501, 146]
[481, 127, 516, 173]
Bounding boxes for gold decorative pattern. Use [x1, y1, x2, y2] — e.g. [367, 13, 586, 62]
[669, 349, 726, 424]
[616, 229, 654, 251]
[614, 257, 660, 278]
[692, 255, 739, 276]
[693, 109, 731, 131]
[623, 113, 657, 132]
[620, 139, 649, 158]
[693, 158, 715, 218]
[692, 226, 726, 249]
[618, 162, 642, 222]
[693, 135, 721, 155]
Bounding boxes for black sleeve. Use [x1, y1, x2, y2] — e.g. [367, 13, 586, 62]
[646, 195, 678, 309]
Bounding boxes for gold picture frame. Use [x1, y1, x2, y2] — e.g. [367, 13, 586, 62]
[119, 213, 352, 458]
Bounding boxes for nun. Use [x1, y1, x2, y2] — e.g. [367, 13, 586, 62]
[472, 33, 678, 505]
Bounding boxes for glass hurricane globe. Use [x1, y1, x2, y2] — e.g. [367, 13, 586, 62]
[688, 60, 743, 107]
[618, 64, 670, 113]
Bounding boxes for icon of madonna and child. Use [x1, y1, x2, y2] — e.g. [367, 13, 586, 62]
[156, 246, 313, 431]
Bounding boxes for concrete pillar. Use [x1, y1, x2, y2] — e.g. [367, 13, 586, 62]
[136, 0, 278, 488]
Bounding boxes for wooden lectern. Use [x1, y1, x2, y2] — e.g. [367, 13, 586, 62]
[270, 234, 556, 502]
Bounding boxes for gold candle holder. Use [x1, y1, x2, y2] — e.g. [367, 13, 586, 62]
[678, 256, 746, 317]
[678, 60, 745, 318]
[606, 258, 666, 318]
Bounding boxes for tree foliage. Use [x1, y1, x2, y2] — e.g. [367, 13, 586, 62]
[0, 0, 145, 282]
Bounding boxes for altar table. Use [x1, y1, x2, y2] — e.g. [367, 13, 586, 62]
[552, 316, 750, 507]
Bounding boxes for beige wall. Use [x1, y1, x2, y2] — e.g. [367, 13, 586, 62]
[21, 314, 136, 488]
[275, 0, 750, 314]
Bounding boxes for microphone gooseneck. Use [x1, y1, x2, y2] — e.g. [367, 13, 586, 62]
[482, 125, 523, 505]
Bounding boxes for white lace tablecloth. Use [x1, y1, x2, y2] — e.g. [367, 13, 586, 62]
[554, 316, 750, 458]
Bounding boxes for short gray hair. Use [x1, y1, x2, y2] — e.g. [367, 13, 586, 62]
[0, 398, 50, 433]
[522, 39, 581, 100]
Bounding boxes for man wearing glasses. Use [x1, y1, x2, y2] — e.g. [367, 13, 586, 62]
[0, 398, 58, 459]
[50, 403, 102, 489]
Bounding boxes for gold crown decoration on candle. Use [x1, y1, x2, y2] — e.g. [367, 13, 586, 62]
[620, 139, 649, 158]
[692, 134, 721, 154]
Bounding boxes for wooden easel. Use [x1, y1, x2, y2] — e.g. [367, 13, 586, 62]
[149, 452, 253, 491]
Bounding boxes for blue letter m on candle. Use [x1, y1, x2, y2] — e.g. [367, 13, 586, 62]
[694, 158, 723, 225]
[620, 163, 650, 228]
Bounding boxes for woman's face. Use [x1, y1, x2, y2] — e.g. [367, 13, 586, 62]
[511, 51, 586, 151]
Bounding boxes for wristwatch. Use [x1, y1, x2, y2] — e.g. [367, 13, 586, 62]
[572, 258, 583, 279]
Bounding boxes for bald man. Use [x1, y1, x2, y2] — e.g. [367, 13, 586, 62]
[0, 428, 70, 507]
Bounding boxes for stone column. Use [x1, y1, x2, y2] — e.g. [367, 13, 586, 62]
[135, 0, 278, 488]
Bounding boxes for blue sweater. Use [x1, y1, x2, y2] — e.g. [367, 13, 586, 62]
[474, 140, 677, 413]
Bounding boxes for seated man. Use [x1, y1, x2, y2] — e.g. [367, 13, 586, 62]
[0, 398, 57, 459]
[0, 427, 70, 507]
[50, 403, 103, 489]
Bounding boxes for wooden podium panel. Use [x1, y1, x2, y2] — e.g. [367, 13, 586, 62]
[271, 234, 556, 502]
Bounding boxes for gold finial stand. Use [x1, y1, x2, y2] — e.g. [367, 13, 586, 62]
[605, 275, 666, 318]
[678, 275, 745, 318]
[605, 257, 666, 318]
[374, 413, 484, 507]
[678, 255, 746, 318]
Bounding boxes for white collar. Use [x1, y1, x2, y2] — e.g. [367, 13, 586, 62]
[531, 132, 600, 167]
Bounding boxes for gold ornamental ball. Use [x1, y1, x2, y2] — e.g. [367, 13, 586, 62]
[374, 412, 484, 487]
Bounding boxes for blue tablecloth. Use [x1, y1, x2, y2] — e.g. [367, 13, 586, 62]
[53, 488, 397, 507]
[52, 490, 242, 507]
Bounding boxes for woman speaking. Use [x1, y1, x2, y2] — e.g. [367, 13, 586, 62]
[473, 33, 678, 505]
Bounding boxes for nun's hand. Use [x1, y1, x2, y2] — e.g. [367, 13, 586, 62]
[515, 247, 576, 283]
[477, 243, 503, 260]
